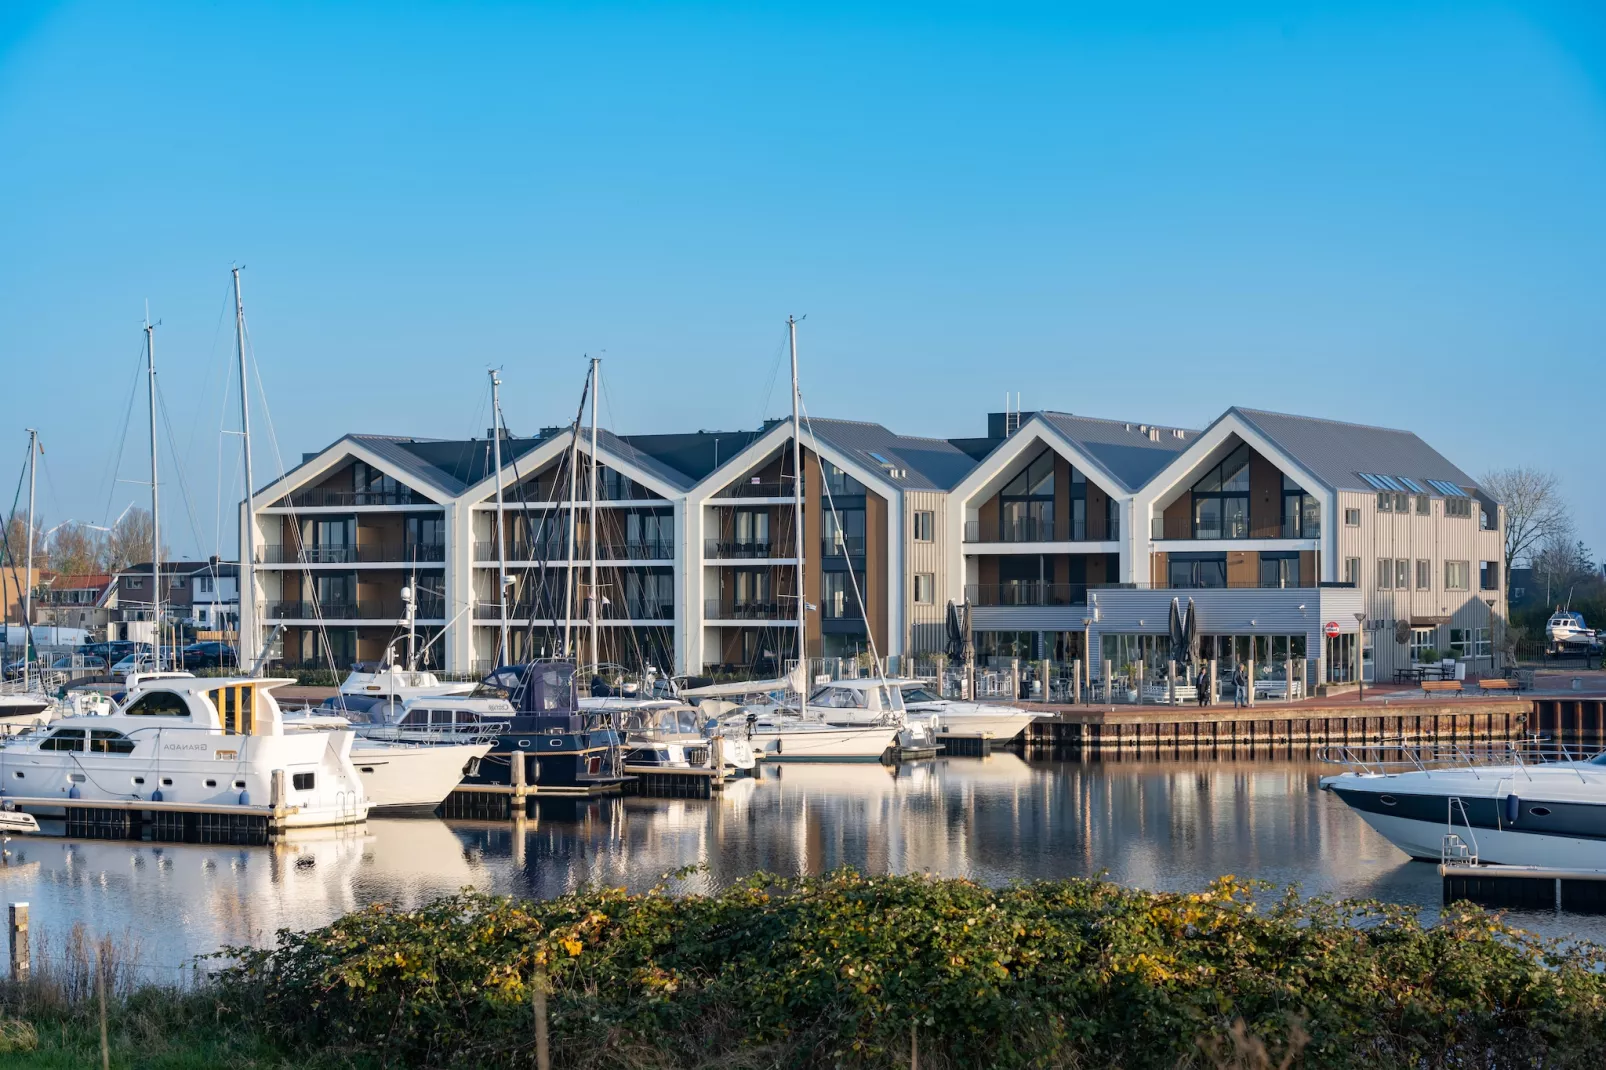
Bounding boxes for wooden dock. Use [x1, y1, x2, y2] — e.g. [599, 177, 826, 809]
[3, 793, 333, 845]
[1441, 863, 1606, 913]
[623, 766, 724, 799]
[1021, 698, 1532, 753]
[936, 734, 994, 757]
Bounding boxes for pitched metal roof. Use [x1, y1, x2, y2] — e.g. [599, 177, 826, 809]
[802, 418, 979, 491]
[1036, 412, 1198, 492]
[1230, 408, 1481, 495]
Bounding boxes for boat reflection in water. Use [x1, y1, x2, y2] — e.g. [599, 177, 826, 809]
[9, 754, 1606, 975]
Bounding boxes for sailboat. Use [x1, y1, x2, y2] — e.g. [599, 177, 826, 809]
[699, 318, 900, 762]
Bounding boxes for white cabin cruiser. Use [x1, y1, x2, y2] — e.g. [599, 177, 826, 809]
[893, 681, 1040, 742]
[0, 689, 55, 732]
[339, 661, 475, 706]
[807, 679, 937, 754]
[611, 699, 757, 774]
[283, 706, 491, 814]
[1321, 743, 1606, 867]
[0, 676, 369, 829]
[1545, 610, 1599, 652]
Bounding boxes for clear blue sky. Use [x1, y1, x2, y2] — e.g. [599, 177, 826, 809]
[2, 1, 1602, 562]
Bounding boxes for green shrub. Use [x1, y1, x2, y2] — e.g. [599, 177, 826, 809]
[214, 869, 1606, 1069]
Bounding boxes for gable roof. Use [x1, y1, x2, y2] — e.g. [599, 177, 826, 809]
[1231, 408, 1481, 495]
[803, 418, 978, 491]
[1036, 412, 1198, 492]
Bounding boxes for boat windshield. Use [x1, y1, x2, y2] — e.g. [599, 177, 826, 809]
[809, 686, 867, 709]
[901, 687, 941, 703]
[1590, 753, 1606, 766]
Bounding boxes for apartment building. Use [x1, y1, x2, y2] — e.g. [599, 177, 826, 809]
[242, 406, 1505, 685]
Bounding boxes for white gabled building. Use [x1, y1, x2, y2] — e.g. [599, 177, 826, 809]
[241, 406, 1506, 687]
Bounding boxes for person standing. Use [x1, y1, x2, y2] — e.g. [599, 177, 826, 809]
[1232, 663, 1247, 708]
[1195, 664, 1210, 707]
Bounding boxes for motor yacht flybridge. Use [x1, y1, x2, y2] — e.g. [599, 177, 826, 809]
[0, 676, 369, 830]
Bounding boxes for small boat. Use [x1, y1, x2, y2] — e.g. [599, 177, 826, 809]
[893, 680, 1041, 741]
[805, 679, 936, 754]
[721, 707, 902, 762]
[612, 700, 756, 774]
[1546, 609, 1600, 652]
[1321, 741, 1606, 867]
[0, 689, 55, 732]
[282, 708, 492, 814]
[339, 660, 475, 705]
[0, 806, 40, 834]
[452, 660, 628, 794]
[0, 675, 369, 828]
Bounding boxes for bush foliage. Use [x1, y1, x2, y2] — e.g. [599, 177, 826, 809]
[213, 869, 1606, 1069]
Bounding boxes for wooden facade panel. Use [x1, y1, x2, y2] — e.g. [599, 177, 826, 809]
[1248, 449, 1281, 538]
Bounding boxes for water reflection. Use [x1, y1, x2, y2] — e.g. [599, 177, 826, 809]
[4, 753, 1601, 975]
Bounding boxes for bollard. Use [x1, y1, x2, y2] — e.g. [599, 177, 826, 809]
[9, 901, 28, 981]
[269, 769, 286, 813]
[1103, 660, 1113, 705]
[512, 748, 528, 795]
[1247, 658, 1256, 708]
[710, 735, 724, 778]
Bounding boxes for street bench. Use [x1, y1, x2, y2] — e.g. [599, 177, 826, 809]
[1477, 678, 1522, 694]
[1420, 680, 1464, 696]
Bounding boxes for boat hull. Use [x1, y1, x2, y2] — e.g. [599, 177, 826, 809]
[748, 725, 901, 762]
[351, 742, 490, 813]
[1342, 807, 1606, 868]
[933, 711, 1038, 741]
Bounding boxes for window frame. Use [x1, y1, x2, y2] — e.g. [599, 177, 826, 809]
[1445, 560, 1470, 590]
[912, 511, 935, 542]
[1415, 559, 1431, 591]
[913, 573, 935, 605]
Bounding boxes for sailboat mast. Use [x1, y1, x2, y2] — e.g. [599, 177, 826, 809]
[587, 356, 600, 678]
[145, 316, 162, 672]
[22, 429, 37, 691]
[561, 390, 583, 660]
[490, 369, 510, 666]
[789, 316, 807, 721]
[233, 268, 258, 670]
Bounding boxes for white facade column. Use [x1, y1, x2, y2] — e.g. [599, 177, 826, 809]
[445, 500, 475, 672]
[674, 496, 692, 675]
[886, 491, 904, 661]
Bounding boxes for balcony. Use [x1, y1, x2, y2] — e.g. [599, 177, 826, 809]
[1150, 516, 1320, 540]
[821, 535, 866, 558]
[273, 489, 430, 507]
[963, 517, 1120, 543]
[475, 539, 673, 561]
[257, 542, 445, 565]
[964, 583, 1089, 607]
[715, 479, 792, 498]
[703, 539, 790, 560]
[477, 599, 675, 621]
[705, 599, 792, 621]
[265, 600, 445, 620]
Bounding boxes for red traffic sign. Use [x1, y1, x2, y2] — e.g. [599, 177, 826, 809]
[1323, 621, 1341, 638]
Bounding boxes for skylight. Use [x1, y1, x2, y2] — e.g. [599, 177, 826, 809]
[1427, 479, 1466, 497]
[1397, 477, 1425, 494]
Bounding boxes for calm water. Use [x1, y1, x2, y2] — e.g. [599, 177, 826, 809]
[5, 753, 1603, 980]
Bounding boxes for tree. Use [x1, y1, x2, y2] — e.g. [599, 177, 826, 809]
[48, 521, 105, 577]
[1481, 467, 1568, 585]
[98, 508, 165, 574]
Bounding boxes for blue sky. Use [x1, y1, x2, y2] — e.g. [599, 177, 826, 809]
[1, 1, 1602, 561]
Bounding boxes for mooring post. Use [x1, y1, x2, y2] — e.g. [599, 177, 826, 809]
[8, 901, 28, 981]
[1209, 658, 1218, 707]
[512, 748, 527, 797]
[1103, 660, 1113, 705]
[1247, 657, 1256, 708]
[1072, 658, 1082, 705]
[710, 735, 725, 782]
[1167, 660, 1176, 706]
[269, 769, 286, 814]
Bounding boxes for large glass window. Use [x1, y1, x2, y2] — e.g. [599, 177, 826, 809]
[734, 509, 770, 552]
[821, 572, 865, 619]
[1191, 444, 1249, 538]
[125, 691, 190, 717]
[820, 461, 864, 498]
[1168, 555, 1227, 589]
[822, 508, 866, 557]
[1409, 628, 1437, 662]
[999, 450, 1055, 540]
[1282, 475, 1319, 537]
[1445, 560, 1470, 590]
[1259, 553, 1298, 588]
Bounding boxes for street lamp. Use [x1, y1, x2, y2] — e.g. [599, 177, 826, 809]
[1354, 612, 1367, 701]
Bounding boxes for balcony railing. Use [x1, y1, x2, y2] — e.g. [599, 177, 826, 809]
[714, 480, 792, 498]
[474, 539, 673, 561]
[964, 583, 1089, 607]
[703, 539, 789, 560]
[477, 600, 675, 621]
[265, 600, 445, 620]
[273, 489, 432, 507]
[963, 517, 1121, 543]
[1150, 516, 1321, 540]
[821, 535, 866, 558]
[705, 599, 792, 621]
[257, 542, 445, 564]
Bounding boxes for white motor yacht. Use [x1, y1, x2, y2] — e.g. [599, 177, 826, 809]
[1321, 742, 1606, 867]
[339, 660, 475, 706]
[0, 676, 369, 829]
[0, 689, 55, 733]
[807, 679, 937, 754]
[282, 706, 491, 814]
[893, 680, 1041, 742]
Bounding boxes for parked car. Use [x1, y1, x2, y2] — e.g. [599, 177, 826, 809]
[180, 641, 238, 669]
[79, 641, 140, 664]
[109, 652, 177, 680]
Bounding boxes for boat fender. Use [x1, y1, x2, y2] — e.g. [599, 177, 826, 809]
[68, 784, 81, 800]
[1504, 794, 1520, 825]
[151, 789, 163, 802]
[238, 790, 250, 806]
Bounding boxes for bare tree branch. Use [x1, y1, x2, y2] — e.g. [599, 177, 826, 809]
[1481, 467, 1568, 584]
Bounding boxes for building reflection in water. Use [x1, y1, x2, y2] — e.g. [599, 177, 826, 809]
[5, 753, 1603, 976]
